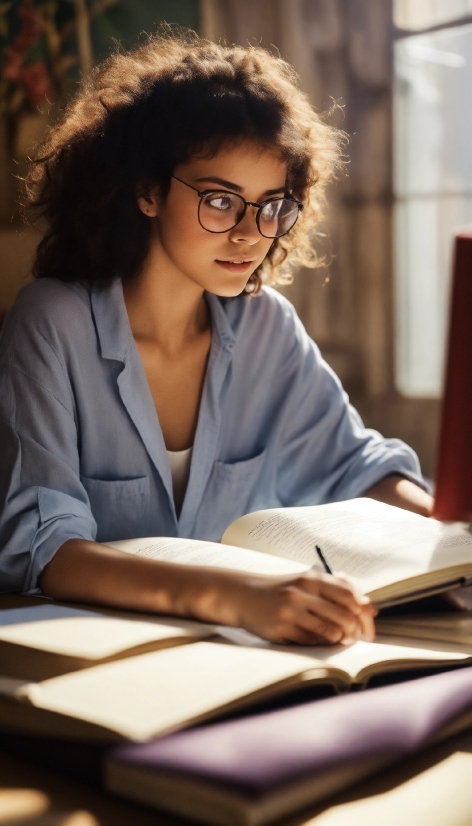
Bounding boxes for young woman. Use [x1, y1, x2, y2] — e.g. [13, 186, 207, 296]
[0, 31, 432, 645]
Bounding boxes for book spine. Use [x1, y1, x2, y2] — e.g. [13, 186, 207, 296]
[433, 233, 472, 521]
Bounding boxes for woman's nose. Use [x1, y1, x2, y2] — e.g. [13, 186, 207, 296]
[228, 206, 261, 244]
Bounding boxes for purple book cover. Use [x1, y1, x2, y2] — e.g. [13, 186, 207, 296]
[109, 667, 472, 800]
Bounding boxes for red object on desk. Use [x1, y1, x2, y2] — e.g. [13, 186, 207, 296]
[433, 232, 472, 521]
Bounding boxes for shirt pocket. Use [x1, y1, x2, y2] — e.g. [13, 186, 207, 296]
[195, 449, 267, 541]
[80, 475, 150, 542]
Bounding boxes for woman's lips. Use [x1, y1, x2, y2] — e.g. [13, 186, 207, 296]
[215, 260, 255, 273]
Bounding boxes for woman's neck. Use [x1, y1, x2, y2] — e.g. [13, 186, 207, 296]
[123, 240, 210, 353]
[122, 236, 213, 452]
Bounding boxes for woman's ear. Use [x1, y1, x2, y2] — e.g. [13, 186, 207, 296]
[137, 187, 160, 217]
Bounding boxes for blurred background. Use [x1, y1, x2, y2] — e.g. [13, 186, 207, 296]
[1, 0, 471, 479]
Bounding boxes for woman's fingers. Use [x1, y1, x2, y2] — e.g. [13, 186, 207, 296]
[278, 574, 376, 644]
[298, 571, 367, 615]
[266, 587, 357, 645]
[357, 603, 376, 641]
[293, 571, 376, 620]
[316, 579, 377, 642]
[284, 622, 342, 646]
[240, 569, 377, 645]
[301, 591, 362, 640]
[283, 601, 374, 645]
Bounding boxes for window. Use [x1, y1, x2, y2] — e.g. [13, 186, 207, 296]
[394, 3, 472, 395]
[395, 0, 472, 31]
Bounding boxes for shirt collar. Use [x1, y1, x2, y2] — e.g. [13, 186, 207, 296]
[205, 293, 237, 353]
[91, 279, 133, 363]
[91, 279, 238, 362]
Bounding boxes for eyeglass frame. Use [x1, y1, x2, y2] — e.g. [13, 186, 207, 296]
[171, 175, 303, 238]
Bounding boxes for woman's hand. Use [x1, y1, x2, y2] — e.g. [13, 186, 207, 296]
[232, 570, 376, 645]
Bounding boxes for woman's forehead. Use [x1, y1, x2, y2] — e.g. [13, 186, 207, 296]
[176, 141, 287, 190]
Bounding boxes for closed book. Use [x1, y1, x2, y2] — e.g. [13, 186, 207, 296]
[434, 231, 472, 521]
[106, 666, 472, 826]
[376, 611, 472, 645]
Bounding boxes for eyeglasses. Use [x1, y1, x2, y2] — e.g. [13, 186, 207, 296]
[171, 175, 303, 238]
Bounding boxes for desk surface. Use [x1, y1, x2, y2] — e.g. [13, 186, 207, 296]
[1, 731, 472, 826]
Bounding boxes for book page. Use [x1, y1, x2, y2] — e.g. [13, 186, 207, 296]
[214, 627, 470, 681]
[0, 676, 30, 697]
[106, 536, 306, 576]
[0, 604, 209, 660]
[318, 638, 469, 680]
[18, 642, 327, 741]
[222, 499, 472, 594]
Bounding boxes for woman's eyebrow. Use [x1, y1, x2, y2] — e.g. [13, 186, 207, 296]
[195, 176, 286, 197]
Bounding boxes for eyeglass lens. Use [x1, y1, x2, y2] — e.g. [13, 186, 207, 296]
[198, 192, 299, 238]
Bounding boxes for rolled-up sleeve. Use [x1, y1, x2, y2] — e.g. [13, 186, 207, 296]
[0, 310, 97, 594]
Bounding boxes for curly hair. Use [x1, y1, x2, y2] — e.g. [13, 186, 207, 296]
[24, 28, 346, 294]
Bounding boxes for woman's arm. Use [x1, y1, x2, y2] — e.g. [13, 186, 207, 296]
[363, 474, 433, 516]
[40, 539, 376, 645]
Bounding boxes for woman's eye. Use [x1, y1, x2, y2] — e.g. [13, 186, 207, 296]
[206, 195, 233, 211]
[261, 201, 282, 221]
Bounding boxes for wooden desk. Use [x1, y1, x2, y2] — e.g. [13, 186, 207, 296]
[0, 746, 170, 826]
[1, 731, 471, 826]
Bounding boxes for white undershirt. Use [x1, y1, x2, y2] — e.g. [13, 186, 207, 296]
[166, 447, 193, 516]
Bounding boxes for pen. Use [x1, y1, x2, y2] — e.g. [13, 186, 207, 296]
[315, 544, 333, 575]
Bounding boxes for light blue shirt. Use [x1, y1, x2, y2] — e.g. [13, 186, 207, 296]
[0, 278, 425, 593]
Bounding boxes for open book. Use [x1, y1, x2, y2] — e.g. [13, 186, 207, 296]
[0, 634, 469, 742]
[0, 602, 211, 681]
[107, 498, 472, 609]
[0, 590, 471, 743]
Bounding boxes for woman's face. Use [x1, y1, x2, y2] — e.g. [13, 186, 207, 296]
[139, 141, 288, 297]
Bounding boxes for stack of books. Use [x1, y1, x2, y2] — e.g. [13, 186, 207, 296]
[1, 497, 472, 823]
